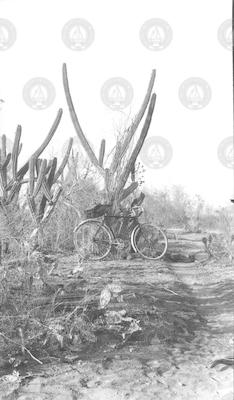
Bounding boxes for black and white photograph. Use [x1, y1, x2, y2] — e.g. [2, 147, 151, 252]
[0, 0, 233, 399]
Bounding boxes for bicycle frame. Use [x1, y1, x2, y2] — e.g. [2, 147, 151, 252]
[103, 213, 139, 239]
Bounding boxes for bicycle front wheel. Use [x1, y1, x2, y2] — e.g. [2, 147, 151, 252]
[73, 219, 112, 261]
[132, 223, 168, 260]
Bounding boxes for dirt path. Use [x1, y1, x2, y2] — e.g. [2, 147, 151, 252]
[1, 254, 234, 400]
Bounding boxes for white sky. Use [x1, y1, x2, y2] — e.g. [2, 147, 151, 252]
[0, 0, 233, 207]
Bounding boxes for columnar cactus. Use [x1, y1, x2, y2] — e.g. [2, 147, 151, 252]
[26, 138, 73, 228]
[0, 109, 63, 206]
[0, 109, 73, 256]
[62, 63, 156, 211]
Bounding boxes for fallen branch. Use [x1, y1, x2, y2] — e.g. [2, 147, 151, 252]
[0, 332, 43, 365]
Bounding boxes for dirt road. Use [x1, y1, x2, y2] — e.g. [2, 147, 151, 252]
[1, 247, 234, 399]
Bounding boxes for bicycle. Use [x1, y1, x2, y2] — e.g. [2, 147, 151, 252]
[73, 202, 168, 261]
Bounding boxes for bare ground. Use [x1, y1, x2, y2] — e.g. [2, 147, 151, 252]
[0, 234, 233, 400]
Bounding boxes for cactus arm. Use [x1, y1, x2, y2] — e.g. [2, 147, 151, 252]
[2, 153, 11, 170]
[7, 181, 20, 204]
[29, 158, 35, 196]
[1, 135, 7, 159]
[41, 180, 53, 203]
[46, 157, 57, 184]
[54, 138, 73, 181]
[131, 163, 135, 182]
[15, 109, 63, 181]
[35, 159, 43, 176]
[41, 185, 63, 225]
[115, 94, 156, 201]
[119, 182, 138, 202]
[110, 69, 156, 174]
[62, 63, 104, 176]
[38, 158, 57, 220]
[0, 172, 7, 200]
[27, 158, 58, 224]
[27, 193, 38, 225]
[33, 159, 47, 197]
[12, 125, 21, 179]
[0, 135, 10, 188]
[0, 153, 11, 201]
[18, 142, 22, 155]
[98, 139, 106, 167]
[38, 194, 49, 222]
[104, 168, 112, 202]
[32, 109, 63, 159]
[45, 159, 54, 175]
[1, 161, 7, 189]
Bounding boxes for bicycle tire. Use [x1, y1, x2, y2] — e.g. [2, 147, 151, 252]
[132, 223, 168, 260]
[73, 219, 112, 261]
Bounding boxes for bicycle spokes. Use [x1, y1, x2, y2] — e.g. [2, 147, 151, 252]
[133, 224, 168, 260]
[74, 220, 112, 260]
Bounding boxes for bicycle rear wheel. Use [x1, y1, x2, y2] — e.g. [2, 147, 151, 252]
[132, 223, 168, 260]
[73, 219, 112, 261]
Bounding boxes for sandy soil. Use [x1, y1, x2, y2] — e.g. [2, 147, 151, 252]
[0, 235, 233, 400]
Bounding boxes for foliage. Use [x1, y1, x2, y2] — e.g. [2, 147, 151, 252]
[143, 186, 233, 236]
[0, 201, 33, 259]
[143, 186, 192, 229]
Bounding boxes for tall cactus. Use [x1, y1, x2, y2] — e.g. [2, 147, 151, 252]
[62, 63, 157, 212]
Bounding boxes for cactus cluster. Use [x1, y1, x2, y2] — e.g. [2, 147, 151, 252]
[27, 139, 73, 227]
[0, 109, 73, 251]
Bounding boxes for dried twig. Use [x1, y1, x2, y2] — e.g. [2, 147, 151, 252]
[163, 287, 180, 296]
[0, 332, 43, 365]
[65, 305, 79, 320]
